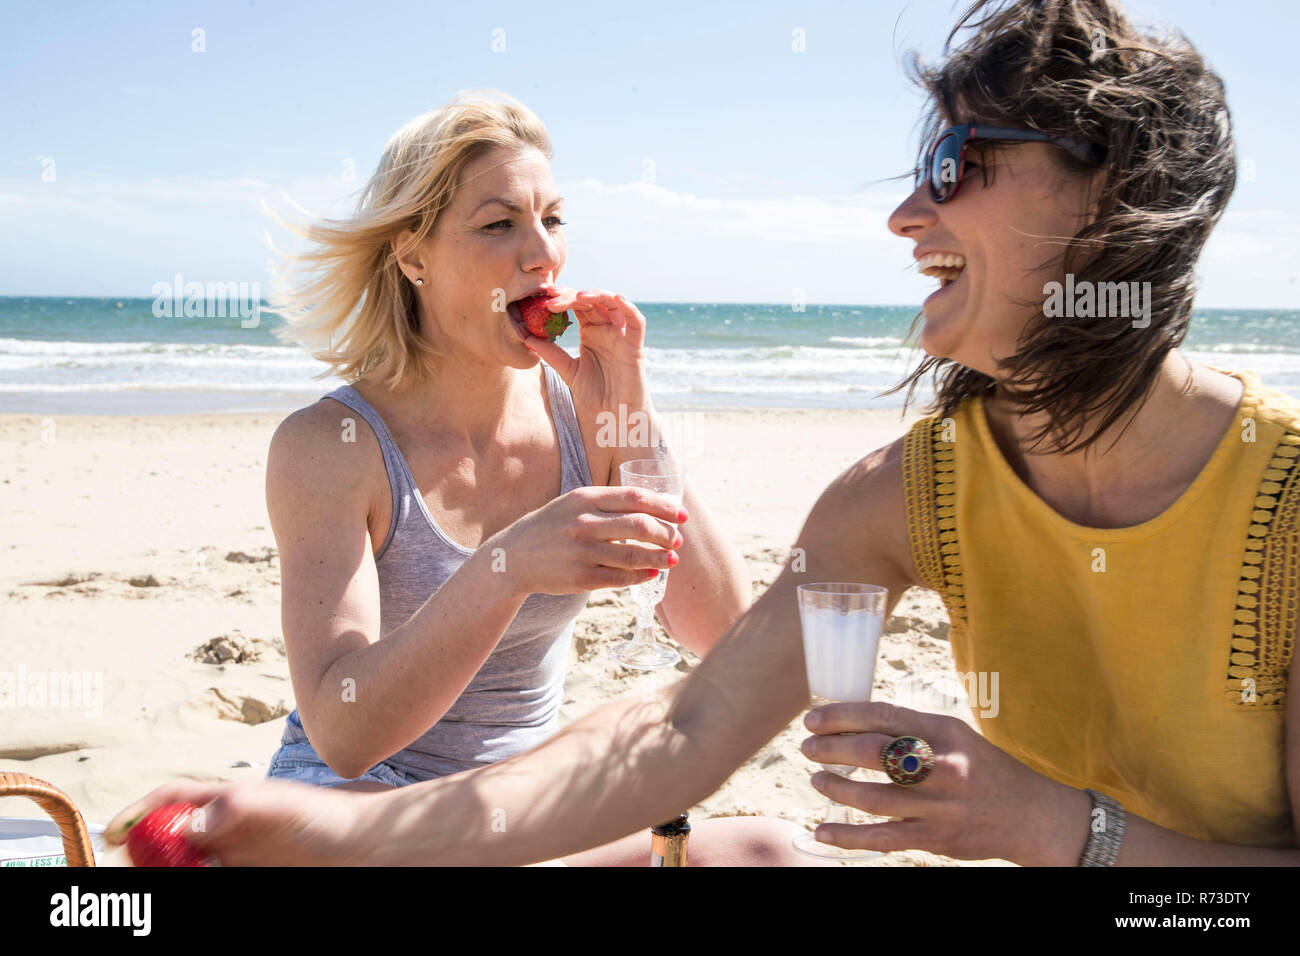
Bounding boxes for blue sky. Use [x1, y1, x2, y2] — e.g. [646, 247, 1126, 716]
[3, 0, 1297, 307]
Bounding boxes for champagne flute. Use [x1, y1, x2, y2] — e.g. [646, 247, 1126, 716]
[608, 460, 685, 671]
[793, 582, 889, 861]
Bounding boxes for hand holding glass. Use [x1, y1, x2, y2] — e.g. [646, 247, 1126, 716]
[794, 582, 889, 861]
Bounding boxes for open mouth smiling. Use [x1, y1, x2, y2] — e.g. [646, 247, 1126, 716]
[917, 252, 966, 287]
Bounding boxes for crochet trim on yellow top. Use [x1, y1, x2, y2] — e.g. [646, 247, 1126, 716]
[902, 412, 968, 631]
[1229, 393, 1300, 708]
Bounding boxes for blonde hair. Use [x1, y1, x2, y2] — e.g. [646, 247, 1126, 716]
[267, 91, 553, 390]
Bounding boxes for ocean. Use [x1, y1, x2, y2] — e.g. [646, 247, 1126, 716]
[0, 297, 1296, 414]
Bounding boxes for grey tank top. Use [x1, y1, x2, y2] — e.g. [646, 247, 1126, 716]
[277, 363, 595, 780]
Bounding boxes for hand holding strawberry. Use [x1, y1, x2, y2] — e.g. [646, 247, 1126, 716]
[106, 778, 388, 866]
[124, 802, 214, 867]
[515, 291, 572, 343]
[520, 288, 652, 415]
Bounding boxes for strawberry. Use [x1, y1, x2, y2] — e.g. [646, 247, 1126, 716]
[516, 292, 572, 343]
[125, 802, 213, 867]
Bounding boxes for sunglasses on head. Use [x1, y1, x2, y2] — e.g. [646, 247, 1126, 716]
[915, 124, 1103, 203]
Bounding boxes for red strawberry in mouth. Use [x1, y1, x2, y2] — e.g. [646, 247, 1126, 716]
[512, 292, 572, 343]
[125, 802, 213, 867]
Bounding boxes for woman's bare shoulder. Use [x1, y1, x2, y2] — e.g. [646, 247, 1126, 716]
[267, 397, 383, 510]
[827, 433, 924, 590]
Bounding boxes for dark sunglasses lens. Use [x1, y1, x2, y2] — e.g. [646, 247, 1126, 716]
[930, 132, 961, 201]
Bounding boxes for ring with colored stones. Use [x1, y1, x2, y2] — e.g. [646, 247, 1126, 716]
[881, 735, 936, 786]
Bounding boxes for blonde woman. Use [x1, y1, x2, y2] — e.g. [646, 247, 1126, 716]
[248, 92, 804, 865]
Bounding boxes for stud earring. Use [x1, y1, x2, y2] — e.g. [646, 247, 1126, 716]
[415, 277, 424, 287]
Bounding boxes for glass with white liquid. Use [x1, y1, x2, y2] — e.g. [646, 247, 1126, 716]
[608, 460, 685, 671]
[793, 582, 888, 861]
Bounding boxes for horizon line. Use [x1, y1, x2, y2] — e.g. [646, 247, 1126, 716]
[0, 295, 1296, 313]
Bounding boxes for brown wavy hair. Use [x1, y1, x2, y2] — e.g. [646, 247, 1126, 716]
[885, 0, 1237, 453]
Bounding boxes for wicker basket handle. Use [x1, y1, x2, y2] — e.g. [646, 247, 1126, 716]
[0, 772, 96, 867]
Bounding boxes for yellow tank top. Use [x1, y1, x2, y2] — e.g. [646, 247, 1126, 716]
[901, 366, 1298, 848]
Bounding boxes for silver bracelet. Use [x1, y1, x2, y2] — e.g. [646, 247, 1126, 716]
[1078, 788, 1126, 866]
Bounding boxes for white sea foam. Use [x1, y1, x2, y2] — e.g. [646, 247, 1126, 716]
[0, 337, 297, 359]
[827, 335, 906, 348]
[3, 304, 1295, 413]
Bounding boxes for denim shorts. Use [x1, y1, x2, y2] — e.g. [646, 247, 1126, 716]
[266, 740, 416, 789]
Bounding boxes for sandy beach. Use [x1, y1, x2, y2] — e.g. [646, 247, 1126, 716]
[0, 404, 1007, 866]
